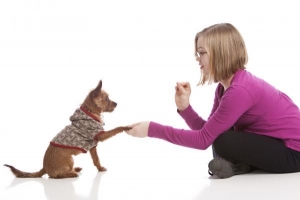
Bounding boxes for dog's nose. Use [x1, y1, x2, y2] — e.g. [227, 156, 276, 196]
[113, 102, 117, 107]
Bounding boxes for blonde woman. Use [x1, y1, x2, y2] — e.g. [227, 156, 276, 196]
[126, 23, 300, 179]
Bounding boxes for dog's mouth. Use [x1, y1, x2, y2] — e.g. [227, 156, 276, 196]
[106, 101, 117, 112]
[105, 107, 115, 112]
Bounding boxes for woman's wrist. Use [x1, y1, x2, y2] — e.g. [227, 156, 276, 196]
[177, 105, 189, 113]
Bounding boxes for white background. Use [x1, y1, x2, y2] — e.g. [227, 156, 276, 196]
[1, 0, 300, 200]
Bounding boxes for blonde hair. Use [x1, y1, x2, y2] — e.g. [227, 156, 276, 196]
[195, 23, 248, 85]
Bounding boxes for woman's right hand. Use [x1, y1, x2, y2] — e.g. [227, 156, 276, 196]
[125, 121, 150, 138]
[175, 82, 191, 112]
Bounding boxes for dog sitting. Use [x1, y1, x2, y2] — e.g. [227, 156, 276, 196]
[4, 80, 131, 179]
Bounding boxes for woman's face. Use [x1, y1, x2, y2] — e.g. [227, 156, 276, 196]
[196, 36, 210, 76]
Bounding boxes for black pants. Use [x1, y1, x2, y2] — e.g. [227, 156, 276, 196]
[213, 131, 300, 173]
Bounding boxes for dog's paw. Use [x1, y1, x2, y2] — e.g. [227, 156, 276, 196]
[74, 167, 82, 172]
[123, 126, 132, 131]
[97, 166, 107, 172]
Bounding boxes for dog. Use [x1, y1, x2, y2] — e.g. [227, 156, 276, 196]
[4, 80, 131, 179]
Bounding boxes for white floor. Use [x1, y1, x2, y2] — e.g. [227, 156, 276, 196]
[1, 139, 300, 200]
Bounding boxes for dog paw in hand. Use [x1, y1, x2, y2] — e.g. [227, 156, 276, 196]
[123, 126, 132, 131]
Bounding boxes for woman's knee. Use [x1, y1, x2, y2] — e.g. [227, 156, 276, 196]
[213, 131, 237, 157]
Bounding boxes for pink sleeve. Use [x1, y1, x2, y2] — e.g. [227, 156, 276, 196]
[178, 105, 206, 130]
[148, 85, 254, 150]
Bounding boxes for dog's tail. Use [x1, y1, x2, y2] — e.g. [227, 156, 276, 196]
[4, 164, 46, 178]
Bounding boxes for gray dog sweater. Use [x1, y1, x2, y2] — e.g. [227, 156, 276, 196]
[50, 107, 104, 153]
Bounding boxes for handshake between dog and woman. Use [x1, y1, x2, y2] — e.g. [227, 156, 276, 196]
[4, 80, 133, 179]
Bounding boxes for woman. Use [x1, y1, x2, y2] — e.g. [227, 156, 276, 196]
[125, 23, 300, 178]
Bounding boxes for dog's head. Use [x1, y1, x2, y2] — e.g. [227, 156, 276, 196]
[91, 80, 117, 112]
[83, 80, 117, 115]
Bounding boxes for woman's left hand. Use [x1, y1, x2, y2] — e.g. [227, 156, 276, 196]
[125, 121, 150, 138]
[175, 82, 191, 112]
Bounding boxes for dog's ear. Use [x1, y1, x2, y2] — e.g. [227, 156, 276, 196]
[91, 80, 102, 98]
[96, 80, 102, 90]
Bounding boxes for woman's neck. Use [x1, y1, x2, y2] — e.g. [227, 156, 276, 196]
[220, 75, 234, 91]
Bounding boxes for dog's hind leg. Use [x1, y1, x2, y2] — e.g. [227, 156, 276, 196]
[44, 146, 80, 179]
[89, 146, 106, 171]
[54, 171, 79, 179]
[48, 165, 79, 179]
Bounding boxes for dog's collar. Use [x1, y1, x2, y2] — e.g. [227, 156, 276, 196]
[80, 106, 105, 126]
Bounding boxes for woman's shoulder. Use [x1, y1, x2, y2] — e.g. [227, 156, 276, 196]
[232, 69, 269, 88]
[231, 69, 279, 101]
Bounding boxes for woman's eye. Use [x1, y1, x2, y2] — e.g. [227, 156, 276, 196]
[196, 51, 207, 57]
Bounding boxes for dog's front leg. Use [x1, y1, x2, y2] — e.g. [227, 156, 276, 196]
[97, 126, 132, 142]
[89, 146, 106, 171]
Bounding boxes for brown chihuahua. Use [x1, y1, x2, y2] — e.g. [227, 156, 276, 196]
[4, 80, 131, 179]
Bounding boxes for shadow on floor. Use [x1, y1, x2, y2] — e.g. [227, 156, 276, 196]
[5, 172, 105, 200]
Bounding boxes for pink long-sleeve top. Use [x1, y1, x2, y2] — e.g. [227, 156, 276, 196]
[148, 69, 300, 152]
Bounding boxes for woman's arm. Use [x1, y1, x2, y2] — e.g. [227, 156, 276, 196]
[149, 85, 254, 149]
[177, 105, 206, 130]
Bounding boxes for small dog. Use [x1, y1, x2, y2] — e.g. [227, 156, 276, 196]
[4, 80, 131, 179]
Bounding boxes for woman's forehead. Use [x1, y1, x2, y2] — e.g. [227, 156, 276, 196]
[197, 36, 205, 50]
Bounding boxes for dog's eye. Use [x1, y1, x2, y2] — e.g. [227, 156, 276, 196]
[105, 97, 108, 101]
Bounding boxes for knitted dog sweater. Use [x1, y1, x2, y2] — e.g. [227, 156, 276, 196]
[50, 107, 104, 153]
